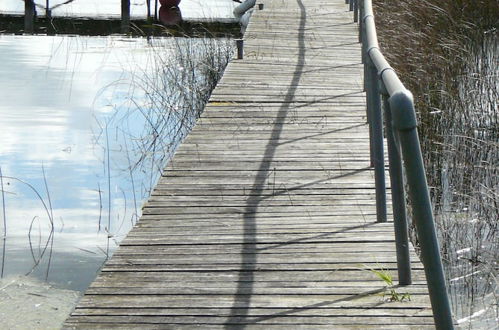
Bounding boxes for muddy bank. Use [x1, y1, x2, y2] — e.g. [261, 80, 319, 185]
[0, 276, 80, 329]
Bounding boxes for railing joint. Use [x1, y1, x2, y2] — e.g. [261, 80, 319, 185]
[379, 67, 395, 82]
[389, 91, 418, 131]
[362, 14, 374, 22]
[366, 45, 380, 58]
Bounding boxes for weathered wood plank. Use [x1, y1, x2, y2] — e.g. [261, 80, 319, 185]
[84, 285, 430, 295]
[64, 0, 434, 328]
[92, 269, 429, 283]
[65, 315, 435, 326]
[74, 293, 432, 309]
[71, 307, 433, 317]
[64, 324, 434, 330]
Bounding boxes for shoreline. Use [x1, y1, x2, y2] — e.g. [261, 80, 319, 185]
[0, 275, 81, 329]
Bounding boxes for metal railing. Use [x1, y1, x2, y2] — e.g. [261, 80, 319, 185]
[347, 0, 454, 329]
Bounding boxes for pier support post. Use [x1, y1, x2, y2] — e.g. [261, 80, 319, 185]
[24, 0, 36, 34]
[146, 0, 152, 22]
[154, 0, 158, 21]
[121, 0, 130, 33]
[236, 39, 244, 59]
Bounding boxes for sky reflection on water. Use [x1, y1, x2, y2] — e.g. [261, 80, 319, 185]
[0, 0, 237, 19]
[0, 35, 168, 290]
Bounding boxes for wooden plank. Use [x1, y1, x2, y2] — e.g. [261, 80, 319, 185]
[64, 0, 434, 328]
[74, 293, 432, 309]
[65, 313, 435, 324]
[71, 307, 433, 317]
[64, 325, 435, 330]
[112, 243, 406, 253]
[92, 270, 429, 283]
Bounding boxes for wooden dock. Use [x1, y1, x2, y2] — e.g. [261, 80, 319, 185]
[64, 0, 435, 328]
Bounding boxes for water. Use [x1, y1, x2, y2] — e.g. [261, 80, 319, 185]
[0, 0, 237, 20]
[435, 35, 499, 329]
[0, 35, 160, 290]
[0, 33, 233, 296]
[0, 0, 236, 296]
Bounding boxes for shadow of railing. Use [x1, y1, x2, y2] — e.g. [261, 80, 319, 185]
[250, 287, 387, 324]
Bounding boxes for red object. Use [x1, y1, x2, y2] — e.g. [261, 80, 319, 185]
[159, 6, 182, 25]
[159, 0, 181, 6]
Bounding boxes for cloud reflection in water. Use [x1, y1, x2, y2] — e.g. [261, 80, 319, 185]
[0, 35, 167, 290]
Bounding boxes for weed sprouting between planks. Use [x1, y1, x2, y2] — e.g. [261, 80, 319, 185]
[367, 266, 411, 302]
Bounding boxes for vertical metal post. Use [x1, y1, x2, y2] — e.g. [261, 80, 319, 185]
[45, 0, 51, 18]
[121, 0, 130, 33]
[349, 0, 354, 11]
[358, 0, 363, 42]
[24, 0, 36, 34]
[365, 55, 373, 163]
[361, 17, 368, 92]
[383, 92, 411, 285]
[236, 39, 244, 60]
[367, 59, 387, 223]
[154, 0, 158, 21]
[390, 92, 454, 329]
[146, 0, 151, 21]
[353, 0, 359, 23]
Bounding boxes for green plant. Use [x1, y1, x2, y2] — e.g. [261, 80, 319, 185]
[370, 267, 411, 302]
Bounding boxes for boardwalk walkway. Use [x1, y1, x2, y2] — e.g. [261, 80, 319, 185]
[65, 0, 435, 328]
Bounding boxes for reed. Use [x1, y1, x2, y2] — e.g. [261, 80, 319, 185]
[0, 174, 55, 279]
[114, 36, 233, 196]
[374, 0, 498, 326]
[93, 34, 234, 249]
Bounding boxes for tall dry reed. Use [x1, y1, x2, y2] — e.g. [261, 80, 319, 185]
[95, 36, 234, 231]
[374, 0, 498, 327]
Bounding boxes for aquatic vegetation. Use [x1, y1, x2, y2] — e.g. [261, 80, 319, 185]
[374, 0, 498, 327]
[0, 34, 234, 288]
[96, 36, 234, 203]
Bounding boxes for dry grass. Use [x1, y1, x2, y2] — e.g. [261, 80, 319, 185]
[374, 0, 498, 326]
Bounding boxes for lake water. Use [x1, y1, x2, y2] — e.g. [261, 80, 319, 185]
[0, 0, 237, 20]
[435, 35, 498, 329]
[0, 34, 161, 290]
[0, 0, 235, 293]
[0, 31, 233, 294]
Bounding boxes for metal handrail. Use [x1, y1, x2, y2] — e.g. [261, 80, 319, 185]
[347, 0, 454, 329]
